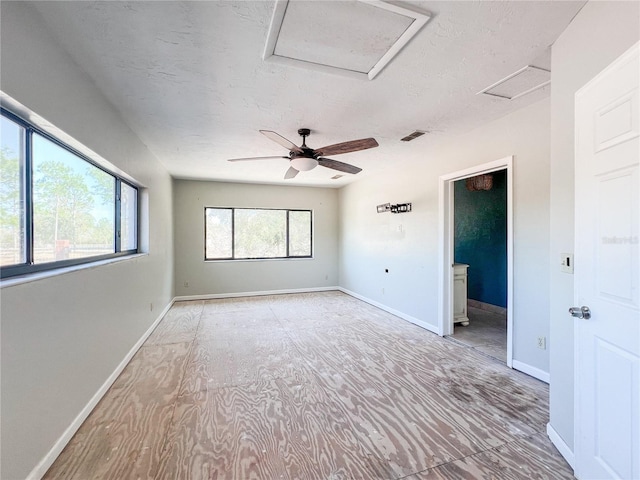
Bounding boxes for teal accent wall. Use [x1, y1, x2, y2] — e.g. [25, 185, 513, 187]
[454, 169, 507, 308]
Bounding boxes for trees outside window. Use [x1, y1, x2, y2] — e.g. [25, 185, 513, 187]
[0, 116, 25, 266]
[205, 207, 312, 260]
[33, 134, 115, 262]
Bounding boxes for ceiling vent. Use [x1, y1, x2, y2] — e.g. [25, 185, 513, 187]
[263, 0, 430, 80]
[401, 130, 426, 142]
[478, 65, 550, 100]
[331, 174, 344, 180]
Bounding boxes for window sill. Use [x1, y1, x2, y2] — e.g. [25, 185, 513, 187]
[0, 253, 148, 289]
[204, 256, 314, 264]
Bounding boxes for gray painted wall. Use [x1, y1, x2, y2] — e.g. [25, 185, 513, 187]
[548, 0, 640, 453]
[339, 98, 551, 375]
[173, 180, 339, 297]
[0, 3, 175, 479]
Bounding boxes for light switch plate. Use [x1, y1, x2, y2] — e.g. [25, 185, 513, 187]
[560, 253, 574, 274]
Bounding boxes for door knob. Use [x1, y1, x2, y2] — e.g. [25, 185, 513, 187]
[569, 306, 591, 319]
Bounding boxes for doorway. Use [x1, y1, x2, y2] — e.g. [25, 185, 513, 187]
[450, 168, 507, 362]
[438, 157, 513, 367]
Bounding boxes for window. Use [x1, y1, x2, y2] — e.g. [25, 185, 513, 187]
[0, 108, 138, 278]
[205, 207, 312, 260]
[120, 182, 138, 251]
[0, 115, 26, 267]
[32, 134, 116, 263]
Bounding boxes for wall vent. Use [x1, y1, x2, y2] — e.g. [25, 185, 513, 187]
[478, 65, 550, 100]
[401, 130, 426, 142]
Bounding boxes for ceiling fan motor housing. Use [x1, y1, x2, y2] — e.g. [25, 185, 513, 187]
[289, 127, 319, 170]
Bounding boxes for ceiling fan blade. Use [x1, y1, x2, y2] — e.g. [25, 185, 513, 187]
[284, 166, 299, 179]
[259, 130, 304, 154]
[227, 156, 289, 162]
[316, 137, 378, 156]
[317, 158, 362, 174]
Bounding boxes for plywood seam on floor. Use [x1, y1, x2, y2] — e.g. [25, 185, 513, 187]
[150, 303, 204, 478]
[269, 305, 396, 477]
[444, 334, 507, 363]
[410, 431, 543, 475]
[276, 326, 394, 477]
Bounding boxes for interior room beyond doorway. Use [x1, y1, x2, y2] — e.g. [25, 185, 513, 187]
[450, 169, 508, 363]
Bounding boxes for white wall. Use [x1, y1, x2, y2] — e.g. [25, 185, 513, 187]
[339, 98, 551, 374]
[174, 180, 338, 297]
[0, 3, 174, 479]
[548, 0, 640, 454]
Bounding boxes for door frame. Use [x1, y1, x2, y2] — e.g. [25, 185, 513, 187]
[437, 156, 514, 368]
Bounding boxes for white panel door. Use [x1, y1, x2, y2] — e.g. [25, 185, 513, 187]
[574, 43, 639, 480]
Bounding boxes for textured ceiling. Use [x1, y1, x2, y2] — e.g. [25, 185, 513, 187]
[29, 0, 585, 187]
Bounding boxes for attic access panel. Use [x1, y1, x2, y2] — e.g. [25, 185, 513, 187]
[263, 0, 430, 80]
[478, 65, 551, 100]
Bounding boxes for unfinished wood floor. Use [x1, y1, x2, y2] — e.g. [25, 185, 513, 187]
[449, 307, 508, 363]
[45, 291, 573, 480]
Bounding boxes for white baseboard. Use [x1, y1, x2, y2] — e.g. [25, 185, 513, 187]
[547, 423, 575, 471]
[467, 299, 507, 315]
[338, 287, 439, 335]
[512, 359, 550, 384]
[26, 299, 175, 480]
[174, 286, 340, 302]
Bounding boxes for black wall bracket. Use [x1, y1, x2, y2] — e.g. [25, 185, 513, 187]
[377, 202, 412, 214]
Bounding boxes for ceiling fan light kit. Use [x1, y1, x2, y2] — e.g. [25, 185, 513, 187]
[290, 156, 318, 171]
[227, 128, 378, 180]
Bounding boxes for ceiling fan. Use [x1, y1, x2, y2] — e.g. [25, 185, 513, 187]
[228, 128, 379, 179]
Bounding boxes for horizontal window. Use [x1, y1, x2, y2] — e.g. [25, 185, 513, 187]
[1, 108, 138, 278]
[205, 207, 312, 260]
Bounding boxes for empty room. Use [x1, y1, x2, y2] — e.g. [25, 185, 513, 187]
[1, 1, 638, 479]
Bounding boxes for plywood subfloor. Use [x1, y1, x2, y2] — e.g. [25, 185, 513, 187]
[44, 291, 573, 479]
[449, 306, 508, 363]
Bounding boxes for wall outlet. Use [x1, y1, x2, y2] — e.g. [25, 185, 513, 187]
[560, 253, 574, 274]
[382, 287, 385, 294]
[183, 281, 189, 288]
[537, 336, 546, 350]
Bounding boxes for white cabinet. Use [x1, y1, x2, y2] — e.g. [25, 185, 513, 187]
[453, 263, 469, 326]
